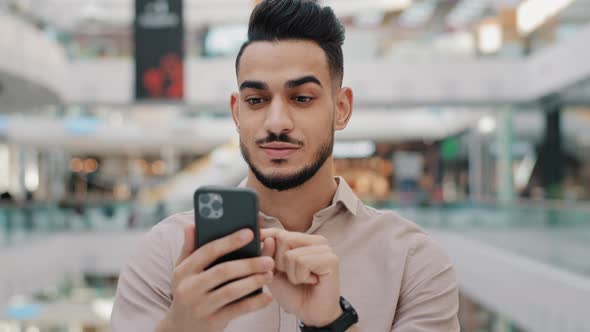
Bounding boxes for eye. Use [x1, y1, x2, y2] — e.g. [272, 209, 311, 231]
[246, 97, 265, 105]
[293, 96, 313, 103]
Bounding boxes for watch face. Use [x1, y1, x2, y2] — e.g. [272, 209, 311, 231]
[341, 297, 352, 310]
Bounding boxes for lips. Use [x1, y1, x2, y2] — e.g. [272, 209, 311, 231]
[259, 143, 300, 159]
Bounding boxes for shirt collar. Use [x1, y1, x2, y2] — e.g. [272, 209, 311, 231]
[237, 176, 358, 216]
[331, 176, 358, 216]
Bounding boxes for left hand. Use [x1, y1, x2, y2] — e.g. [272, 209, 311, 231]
[260, 228, 342, 327]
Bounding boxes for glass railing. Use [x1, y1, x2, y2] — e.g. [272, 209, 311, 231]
[0, 200, 164, 247]
[373, 200, 590, 278]
[2, 199, 590, 277]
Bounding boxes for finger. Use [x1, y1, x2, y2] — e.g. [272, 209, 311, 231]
[285, 246, 329, 284]
[291, 246, 330, 284]
[207, 271, 274, 313]
[280, 232, 328, 248]
[173, 273, 214, 316]
[296, 251, 339, 279]
[199, 256, 274, 293]
[258, 215, 269, 254]
[285, 249, 305, 284]
[175, 224, 195, 267]
[213, 291, 273, 324]
[274, 231, 291, 272]
[305, 273, 319, 284]
[261, 237, 276, 258]
[263, 230, 329, 272]
[175, 228, 254, 280]
[260, 228, 281, 241]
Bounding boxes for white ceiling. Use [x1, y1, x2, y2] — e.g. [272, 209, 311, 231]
[20, 0, 586, 30]
[15, 0, 417, 29]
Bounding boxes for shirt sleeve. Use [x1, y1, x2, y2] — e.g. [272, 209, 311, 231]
[391, 233, 460, 332]
[110, 222, 175, 332]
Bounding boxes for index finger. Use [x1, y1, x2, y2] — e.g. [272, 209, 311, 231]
[266, 229, 328, 248]
[175, 228, 254, 280]
[261, 228, 282, 241]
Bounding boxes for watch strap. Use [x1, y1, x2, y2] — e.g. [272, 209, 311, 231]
[299, 296, 358, 332]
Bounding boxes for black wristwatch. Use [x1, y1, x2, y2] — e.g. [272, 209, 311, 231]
[299, 296, 358, 332]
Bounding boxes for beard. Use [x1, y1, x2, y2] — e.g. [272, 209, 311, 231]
[240, 129, 334, 192]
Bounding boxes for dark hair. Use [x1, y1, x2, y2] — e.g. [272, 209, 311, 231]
[235, 0, 345, 86]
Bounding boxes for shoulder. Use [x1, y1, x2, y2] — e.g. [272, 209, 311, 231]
[121, 211, 195, 276]
[355, 204, 429, 242]
[153, 210, 194, 232]
[355, 204, 452, 266]
[150, 210, 194, 238]
[112, 213, 195, 326]
[143, 211, 195, 263]
[117, 211, 195, 294]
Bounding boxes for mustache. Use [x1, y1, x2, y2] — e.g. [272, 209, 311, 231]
[255, 132, 304, 147]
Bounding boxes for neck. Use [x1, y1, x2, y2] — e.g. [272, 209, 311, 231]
[247, 158, 338, 232]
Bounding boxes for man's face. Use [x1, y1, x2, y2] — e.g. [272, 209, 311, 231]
[231, 40, 339, 191]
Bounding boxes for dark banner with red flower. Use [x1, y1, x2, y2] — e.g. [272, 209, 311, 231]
[134, 0, 184, 100]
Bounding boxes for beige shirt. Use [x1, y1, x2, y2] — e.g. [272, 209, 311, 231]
[111, 178, 459, 331]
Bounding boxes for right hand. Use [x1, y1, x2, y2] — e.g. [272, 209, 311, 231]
[157, 223, 276, 332]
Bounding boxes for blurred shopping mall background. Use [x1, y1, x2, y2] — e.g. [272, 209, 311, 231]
[1, 0, 590, 331]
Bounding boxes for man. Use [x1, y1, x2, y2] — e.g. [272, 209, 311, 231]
[111, 0, 460, 331]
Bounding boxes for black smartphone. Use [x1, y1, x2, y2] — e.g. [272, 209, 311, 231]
[194, 186, 262, 296]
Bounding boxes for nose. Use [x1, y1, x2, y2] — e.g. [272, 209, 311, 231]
[263, 98, 294, 136]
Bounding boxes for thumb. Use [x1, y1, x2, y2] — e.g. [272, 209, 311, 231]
[175, 223, 195, 266]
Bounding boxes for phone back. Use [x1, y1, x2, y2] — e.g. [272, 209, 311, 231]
[194, 186, 260, 268]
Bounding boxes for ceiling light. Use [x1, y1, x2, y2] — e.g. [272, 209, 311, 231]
[517, 0, 575, 35]
[478, 116, 496, 134]
[478, 22, 503, 54]
[333, 141, 376, 158]
[92, 298, 114, 321]
[79, 1, 108, 21]
[381, 0, 414, 11]
[24, 165, 39, 191]
[204, 25, 247, 56]
[514, 151, 536, 190]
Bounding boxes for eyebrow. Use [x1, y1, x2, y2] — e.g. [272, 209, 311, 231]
[239, 80, 269, 90]
[286, 75, 322, 88]
[239, 75, 323, 91]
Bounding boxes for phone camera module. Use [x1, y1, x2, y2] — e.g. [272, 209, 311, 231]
[211, 201, 222, 211]
[198, 193, 223, 219]
[199, 194, 211, 204]
[200, 206, 211, 218]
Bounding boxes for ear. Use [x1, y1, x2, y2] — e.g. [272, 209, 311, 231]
[334, 87, 353, 131]
[230, 92, 240, 133]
